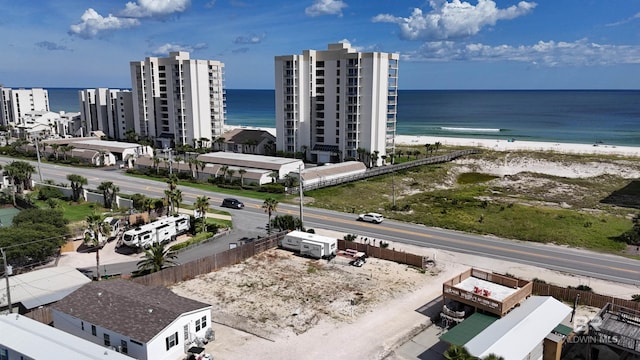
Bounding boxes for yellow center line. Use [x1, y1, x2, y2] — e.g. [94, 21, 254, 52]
[300, 212, 639, 275]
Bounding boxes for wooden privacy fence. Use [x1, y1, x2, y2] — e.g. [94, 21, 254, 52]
[337, 239, 430, 268]
[24, 306, 53, 325]
[532, 282, 640, 311]
[132, 232, 285, 287]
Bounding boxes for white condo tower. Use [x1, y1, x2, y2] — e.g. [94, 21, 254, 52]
[275, 42, 399, 165]
[130, 52, 226, 148]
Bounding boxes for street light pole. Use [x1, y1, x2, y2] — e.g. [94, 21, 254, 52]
[298, 164, 304, 229]
[34, 138, 44, 183]
[1, 247, 12, 314]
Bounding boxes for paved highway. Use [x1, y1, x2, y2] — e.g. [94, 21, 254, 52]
[3, 157, 639, 285]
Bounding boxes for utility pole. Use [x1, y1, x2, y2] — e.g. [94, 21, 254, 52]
[392, 167, 396, 209]
[34, 138, 44, 182]
[1, 247, 12, 314]
[298, 163, 304, 229]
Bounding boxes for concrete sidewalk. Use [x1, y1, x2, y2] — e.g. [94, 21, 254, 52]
[178, 208, 232, 221]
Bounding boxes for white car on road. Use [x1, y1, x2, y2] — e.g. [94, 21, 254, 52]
[358, 213, 384, 224]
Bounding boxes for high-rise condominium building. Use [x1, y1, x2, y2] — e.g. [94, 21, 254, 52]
[275, 42, 399, 165]
[0, 87, 50, 126]
[130, 51, 226, 149]
[79, 88, 134, 139]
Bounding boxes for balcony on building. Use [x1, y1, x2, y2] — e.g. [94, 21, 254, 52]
[589, 303, 640, 355]
[442, 268, 533, 320]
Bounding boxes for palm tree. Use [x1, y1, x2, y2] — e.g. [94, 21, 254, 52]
[371, 150, 380, 167]
[3, 160, 36, 193]
[143, 197, 156, 217]
[227, 169, 236, 183]
[85, 212, 110, 281]
[188, 158, 196, 178]
[173, 189, 182, 214]
[194, 195, 210, 233]
[238, 168, 247, 187]
[219, 165, 229, 182]
[51, 143, 60, 160]
[136, 243, 178, 274]
[356, 147, 366, 162]
[97, 181, 119, 209]
[153, 156, 160, 174]
[67, 174, 88, 202]
[268, 170, 279, 183]
[444, 345, 473, 360]
[213, 136, 225, 151]
[262, 197, 279, 234]
[197, 160, 206, 179]
[264, 140, 275, 156]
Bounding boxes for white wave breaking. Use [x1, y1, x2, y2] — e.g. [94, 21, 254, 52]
[440, 127, 502, 132]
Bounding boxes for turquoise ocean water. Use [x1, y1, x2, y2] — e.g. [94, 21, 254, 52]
[48, 88, 640, 147]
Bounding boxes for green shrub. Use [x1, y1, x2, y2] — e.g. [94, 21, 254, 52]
[36, 186, 66, 201]
[170, 232, 214, 251]
[343, 234, 357, 242]
[457, 172, 499, 184]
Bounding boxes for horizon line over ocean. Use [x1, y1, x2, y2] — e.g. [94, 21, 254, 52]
[46, 88, 640, 147]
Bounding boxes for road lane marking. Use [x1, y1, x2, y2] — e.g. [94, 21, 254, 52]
[301, 212, 640, 276]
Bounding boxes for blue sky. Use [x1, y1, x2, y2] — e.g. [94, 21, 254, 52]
[1, 0, 639, 89]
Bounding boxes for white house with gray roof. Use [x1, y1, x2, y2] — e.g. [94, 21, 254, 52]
[52, 279, 212, 360]
[0, 314, 131, 360]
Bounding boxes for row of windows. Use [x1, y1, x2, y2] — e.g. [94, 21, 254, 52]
[82, 321, 129, 354]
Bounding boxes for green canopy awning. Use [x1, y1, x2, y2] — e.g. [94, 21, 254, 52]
[440, 312, 499, 346]
[553, 323, 573, 336]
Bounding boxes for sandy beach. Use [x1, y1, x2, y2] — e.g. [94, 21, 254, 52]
[224, 125, 640, 157]
[395, 135, 640, 157]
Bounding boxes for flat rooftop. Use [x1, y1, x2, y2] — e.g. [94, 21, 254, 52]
[454, 277, 519, 302]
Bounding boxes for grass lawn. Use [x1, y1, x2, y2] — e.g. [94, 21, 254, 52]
[34, 200, 111, 222]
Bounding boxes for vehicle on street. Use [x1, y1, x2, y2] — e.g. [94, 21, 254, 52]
[221, 198, 244, 209]
[357, 212, 384, 224]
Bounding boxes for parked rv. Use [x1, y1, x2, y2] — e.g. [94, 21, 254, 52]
[281, 230, 337, 259]
[122, 214, 190, 249]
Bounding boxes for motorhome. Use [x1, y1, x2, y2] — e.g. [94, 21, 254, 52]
[122, 214, 190, 248]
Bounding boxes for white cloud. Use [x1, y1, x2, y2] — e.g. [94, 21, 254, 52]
[69, 8, 140, 39]
[403, 38, 640, 66]
[606, 12, 640, 27]
[234, 33, 266, 45]
[121, 0, 191, 18]
[35, 41, 71, 51]
[373, 0, 536, 40]
[305, 0, 347, 17]
[150, 42, 207, 55]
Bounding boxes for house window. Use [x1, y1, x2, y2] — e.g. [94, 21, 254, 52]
[104, 333, 111, 347]
[0, 348, 7, 360]
[165, 332, 179, 350]
[91, 325, 96, 336]
[184, 324, 189, 341]
[201, 315, 207, 328]
[81, 321, 84, 331]
[120, 340, 128, 354]
[195, 319, 201, 332]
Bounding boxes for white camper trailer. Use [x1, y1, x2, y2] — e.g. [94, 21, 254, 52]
[122, 214, 190, 248]
[281, 231, 337, 259]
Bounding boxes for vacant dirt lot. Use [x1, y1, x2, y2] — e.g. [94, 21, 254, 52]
[171, 247, 441, 341]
